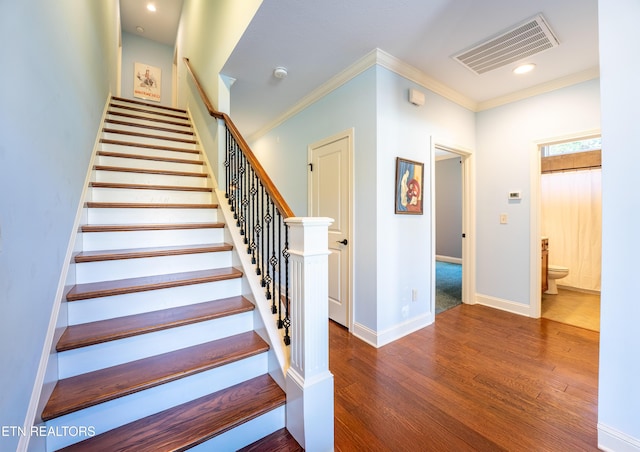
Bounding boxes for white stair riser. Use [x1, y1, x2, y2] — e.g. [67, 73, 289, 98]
[107, 113, 192, 133]
[108, 105, 190, 124]
[100, 142, 202, 162]
[86, 207, 218, 225]
[81, 227, 224, 251]
[94, 170, 209, 188]
[109, 102, 188, 118]
[192, 407, 285, 452]
[102, 131, 198, 151]
[45, 353, 268, 451]
[104, 123, 194, 141]
[75, 250, 233, 284]
[90, 187, 213, 204]
[67, 278, 242, 324]
[97, 155, 205, 173]
[58, 311, 253, 378]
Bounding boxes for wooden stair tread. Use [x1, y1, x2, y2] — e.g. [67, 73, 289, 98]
[105, 118, 194, 136]
[81, 223, 224, 233]
[239, 428, 303, 452]
[94, 165, 208, 178]
[74, 243, 232, 263]
[108, 103, 188, 121]
[98, 150, 202, 165]
[111, 96, 187, 114]
[85, 202, 217, 209]
[42, 331, 268, 421]
[66, 267, 242, 301]
[59, 374, 285, 451]
[107, 110, 191, 128]
[57, 296, 254, 351]
[89, 181, 213, 192]
[103, 128, 197, 145]
[99, 139, 201, 156]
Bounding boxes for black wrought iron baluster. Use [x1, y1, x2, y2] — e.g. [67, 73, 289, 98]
[251, 172, 259, 265]
[259, 185, 266, 281]
[282, 225, 291, 345]
[224, 128, 231, 200]
[264, 200, 274, 308]
[276, 214, 283, 329]
[269, 200, 278, 315]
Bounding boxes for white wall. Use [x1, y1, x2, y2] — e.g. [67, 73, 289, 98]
[475, 79, 601, 310]
[121, 32, 174, 107]
[0, 1, 118, 450]
[597, 0, 640, 448]
[436, 157, 463, 260]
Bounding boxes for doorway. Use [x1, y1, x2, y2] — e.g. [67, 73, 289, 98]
[308, 129, 353, 328]
[530, 132, 602, 332]
[431, 141, 475, 317]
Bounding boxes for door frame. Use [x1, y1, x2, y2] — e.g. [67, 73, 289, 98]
[431, 138, 476, 316]
[529, 128, 601, 318]
[308, 128, 355, 330]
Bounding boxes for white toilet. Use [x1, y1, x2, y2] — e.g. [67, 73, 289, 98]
[546, 265, 569, 295]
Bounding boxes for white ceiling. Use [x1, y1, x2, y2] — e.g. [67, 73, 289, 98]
[120, 0, 599, 138]
[120, 0, 183, 46]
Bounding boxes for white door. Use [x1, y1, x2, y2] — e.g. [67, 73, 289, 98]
[309, 130, 352, 327]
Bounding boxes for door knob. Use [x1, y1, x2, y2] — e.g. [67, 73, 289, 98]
[336, 239, 348, 245]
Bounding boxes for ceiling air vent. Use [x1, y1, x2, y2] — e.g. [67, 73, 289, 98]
[453, 14, 559, 75]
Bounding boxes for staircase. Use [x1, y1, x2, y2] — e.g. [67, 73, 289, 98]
[39, 97, 289, 451]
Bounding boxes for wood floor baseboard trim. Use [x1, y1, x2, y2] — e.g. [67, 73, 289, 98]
[475, 293, 531, 317]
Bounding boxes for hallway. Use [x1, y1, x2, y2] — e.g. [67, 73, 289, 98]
[330, 304, 599, 451]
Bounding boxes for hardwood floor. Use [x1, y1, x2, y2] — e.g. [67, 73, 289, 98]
[330, 304, 599, 451]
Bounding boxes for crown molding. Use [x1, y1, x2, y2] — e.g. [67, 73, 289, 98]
[248, 49, 379, 142]
[476, 66, 600, 111]
[248, 49, 600, 142]
[375, 49, 478, 111]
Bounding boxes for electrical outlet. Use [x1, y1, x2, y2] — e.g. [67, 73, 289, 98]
[500, 213, 508, 224]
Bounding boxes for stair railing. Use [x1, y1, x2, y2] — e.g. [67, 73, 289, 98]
[183, 57, 335, 451]
[183, 58, 294, 345]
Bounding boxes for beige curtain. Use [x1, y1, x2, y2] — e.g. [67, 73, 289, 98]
[541, 169, 602, 291]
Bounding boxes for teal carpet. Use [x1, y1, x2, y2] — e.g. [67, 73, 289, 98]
[436, 261, 462, 314]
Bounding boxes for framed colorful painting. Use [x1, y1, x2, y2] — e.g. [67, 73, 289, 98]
[395, 157, 424, 215]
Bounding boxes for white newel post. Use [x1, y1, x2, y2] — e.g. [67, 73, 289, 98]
[285, 217, 335, 452]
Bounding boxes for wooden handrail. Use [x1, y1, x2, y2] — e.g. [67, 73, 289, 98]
[183, 58, 294, 219]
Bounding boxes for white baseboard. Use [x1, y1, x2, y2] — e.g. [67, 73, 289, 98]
[475, 293, 531, 317]
[598, 423, 640, 451]
[435, 255, 462, 264]
[351, 313, 433, 348]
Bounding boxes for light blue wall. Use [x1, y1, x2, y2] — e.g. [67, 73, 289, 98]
[121, 32, 174, 107]
[251, 65, 476, 338]
[475, 79, 601, 306]
[252, 67, 378, 329]
[598, 0, 640, 446]
[0, 1, 118, 449]
[176, 0, 262, 110]
[374, 66, 474, 334]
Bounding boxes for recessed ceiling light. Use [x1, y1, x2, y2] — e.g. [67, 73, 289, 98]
[147, 3, 156, 12]
[136, 26, 145, 33]
[513, 63, 536, 75]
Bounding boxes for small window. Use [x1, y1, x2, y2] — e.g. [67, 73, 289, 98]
[541, 137, 601, 157]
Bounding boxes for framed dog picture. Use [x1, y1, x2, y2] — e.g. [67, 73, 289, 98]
[133, 62, 161, 103]
[395, 157, 424, 215]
